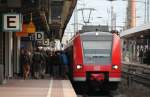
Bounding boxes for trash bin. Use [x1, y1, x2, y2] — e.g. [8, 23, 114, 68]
[0, 65, 4, 84]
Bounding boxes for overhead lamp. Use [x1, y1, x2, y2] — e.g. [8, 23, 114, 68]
[26, 13, 36, 33]
[140, 35, 144, 38]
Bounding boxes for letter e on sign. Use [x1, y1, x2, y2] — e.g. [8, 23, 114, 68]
[3, 14, 22, 32]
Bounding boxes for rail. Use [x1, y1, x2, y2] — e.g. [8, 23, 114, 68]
[122, 62, 150, 87]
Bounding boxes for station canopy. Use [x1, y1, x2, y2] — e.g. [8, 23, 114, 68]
[0, 0, 77, 40]
[121, 23, 150, 39]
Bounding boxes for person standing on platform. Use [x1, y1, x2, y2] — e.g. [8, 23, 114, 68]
[58, 51, 63, 78]
[53, 52, 60, 78]
[60, 51, 68, 79]
[139, 49, 143, 64]
[32, 48, 42, 79]
[48, 52, 53, 77]
[40, 50, 47, 79]
[23, 50, 30, 80]
[20, 48, 25, 77]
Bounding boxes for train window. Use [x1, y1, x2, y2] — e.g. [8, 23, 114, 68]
[82, 40, 112, 65]
[83, 41, 112, 49]
[80, 33, 113, 65]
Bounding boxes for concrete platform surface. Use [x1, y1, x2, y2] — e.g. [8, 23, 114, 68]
[0, 79, 77, 97]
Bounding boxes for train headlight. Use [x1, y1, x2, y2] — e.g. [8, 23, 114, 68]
[112, 65, 119, 70]
[76, 64, 82, 70]
[96, 32, 99, 36]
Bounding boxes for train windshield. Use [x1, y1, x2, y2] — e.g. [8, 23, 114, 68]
[82, 37, 112, 65]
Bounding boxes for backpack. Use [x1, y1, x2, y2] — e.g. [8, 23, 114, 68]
[62, 54, 68, 65]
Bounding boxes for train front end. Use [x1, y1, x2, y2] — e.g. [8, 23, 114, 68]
[73, 32, 121, 90]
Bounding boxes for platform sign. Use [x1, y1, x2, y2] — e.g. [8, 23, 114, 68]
[29, 33, 35, 41]
[35, 32, 44, 40]
[36, 40, 43, 46]
[3, 14, 22, 32]
[43, 39, 50, 46]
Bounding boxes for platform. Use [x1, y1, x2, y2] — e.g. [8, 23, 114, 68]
[0, 79, 77, 97]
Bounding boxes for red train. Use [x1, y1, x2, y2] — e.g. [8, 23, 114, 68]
[65, 31, 121, 91]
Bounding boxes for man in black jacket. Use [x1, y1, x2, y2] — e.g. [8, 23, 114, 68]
[32, 48, 42, 79]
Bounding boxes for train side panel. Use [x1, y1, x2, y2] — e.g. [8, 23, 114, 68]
[73, 35, 85, 81]
[109, 34, 121, 82]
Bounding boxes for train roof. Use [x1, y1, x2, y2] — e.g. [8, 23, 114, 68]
[80, 31, 112, 36]
[65, 31, 113, 49]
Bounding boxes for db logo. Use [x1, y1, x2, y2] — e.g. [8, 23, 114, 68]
[94, 66, 100, 71]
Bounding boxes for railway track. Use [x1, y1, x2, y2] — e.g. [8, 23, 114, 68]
[77, 92, 125, 97]
[73, 82, 115, 97]
[76, 88, 120, 97]
[122, 62, 150, 87]
[78, 93, 114, 97]
[75, 62, 150, 97]
[76, 62, 150, 97]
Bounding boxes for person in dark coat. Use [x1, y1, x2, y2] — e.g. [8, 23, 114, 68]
[40, 50, 47, 79]
[52, 52, 60, 78]
[47, 52, 53, 77]
[20, 48, 25, 77]
[32, 48, 42, 79]
[139, 49, 143, 64]
[60, 51, 68, 78]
